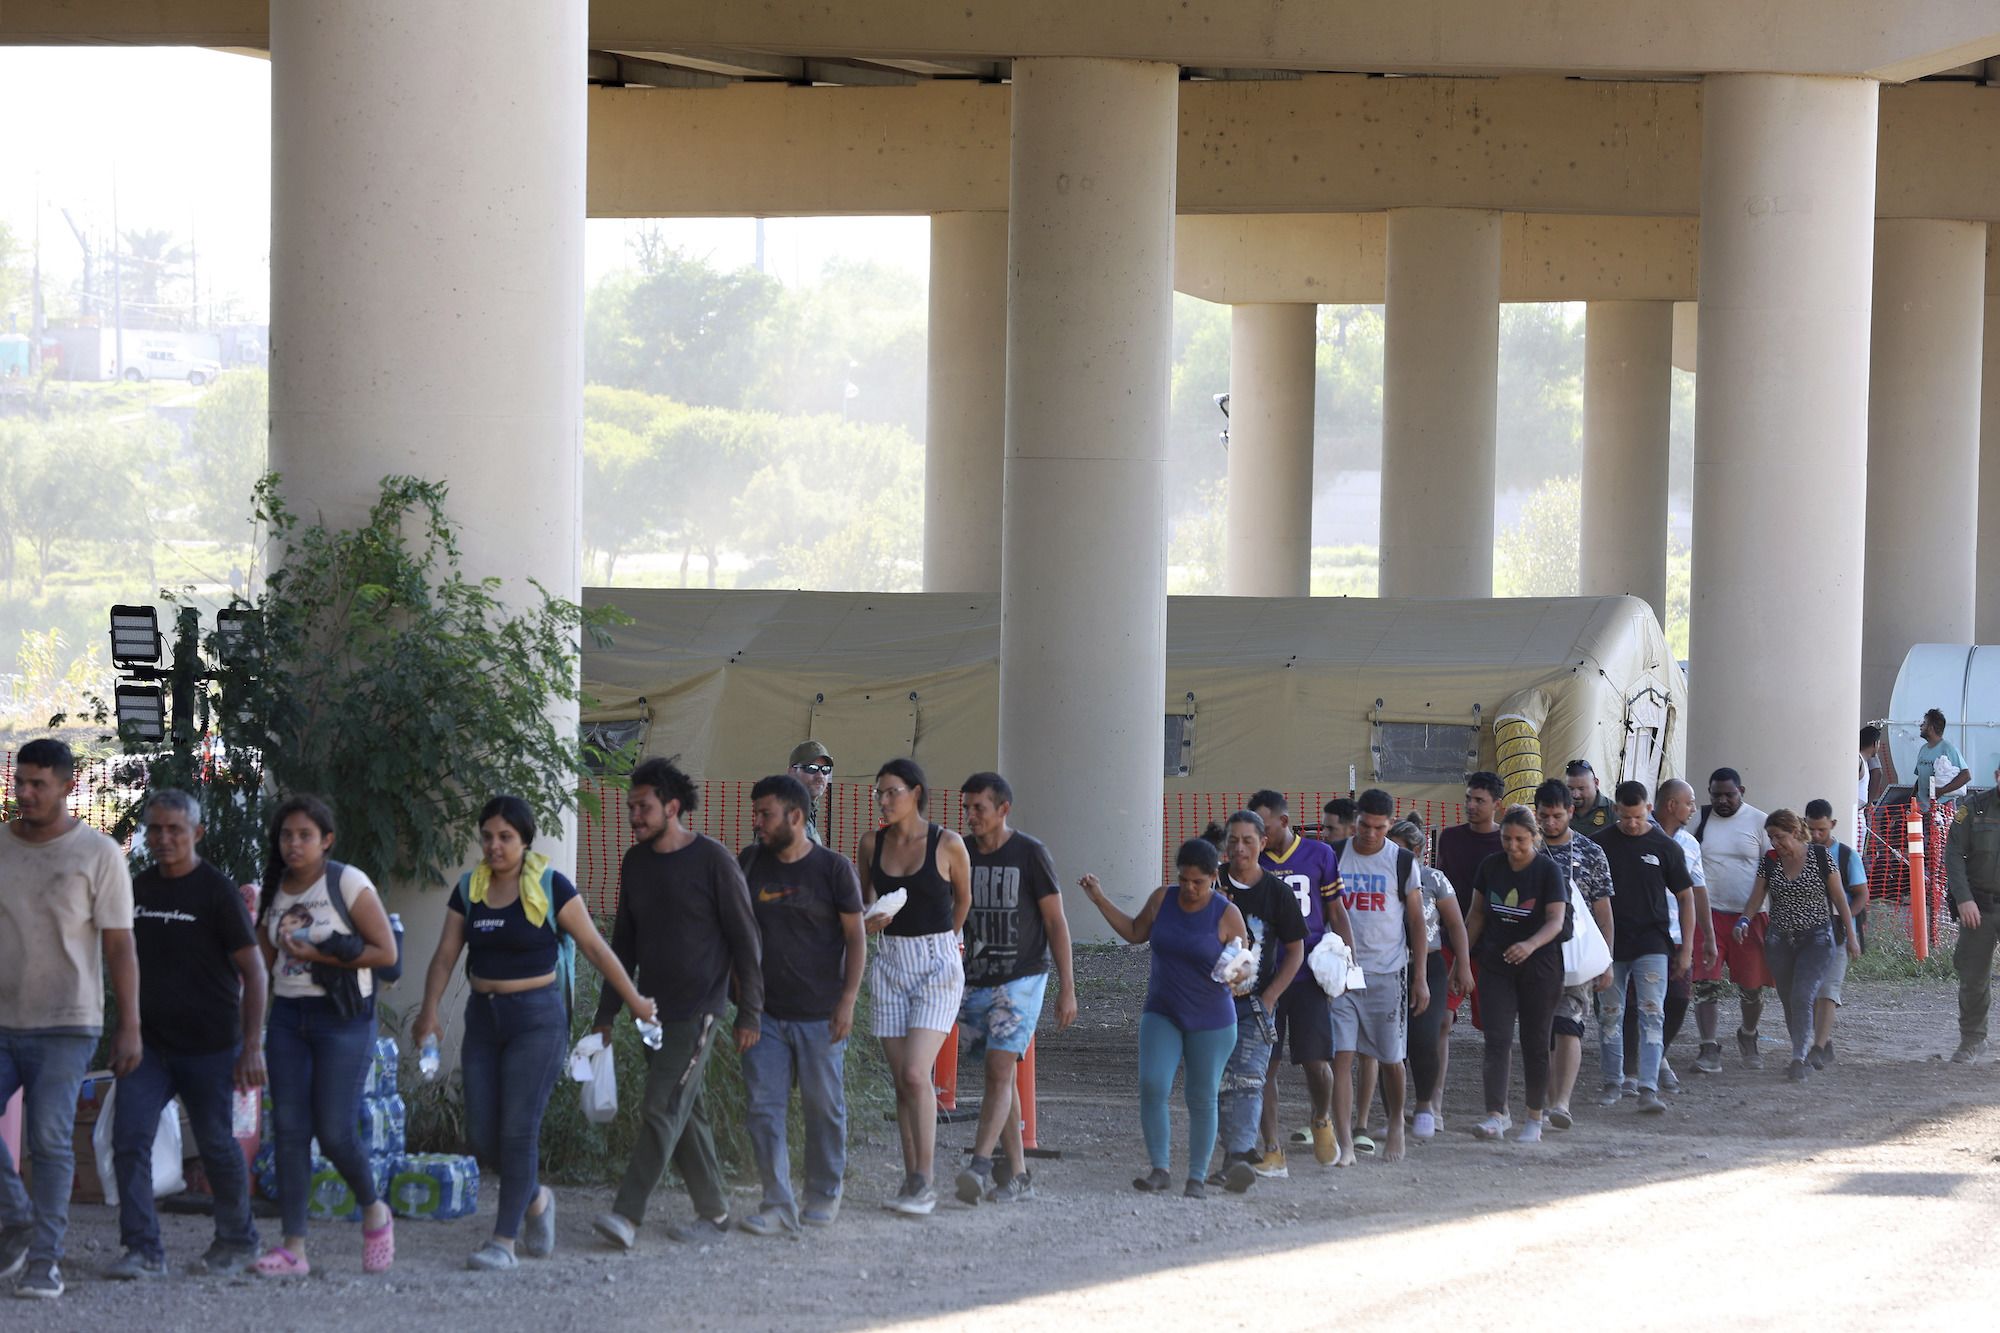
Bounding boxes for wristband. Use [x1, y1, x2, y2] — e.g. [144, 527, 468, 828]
[1736, 914, 1750, 926]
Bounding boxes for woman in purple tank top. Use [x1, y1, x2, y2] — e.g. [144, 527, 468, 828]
[1080, 838, 1245, 1199]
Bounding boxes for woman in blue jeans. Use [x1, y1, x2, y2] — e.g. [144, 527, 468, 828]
[413, 796, 655, 1270]
[1737, 808, 1859, 1084]
[252, 796, 399, 1278]
[1079, 839, 1244, 1199]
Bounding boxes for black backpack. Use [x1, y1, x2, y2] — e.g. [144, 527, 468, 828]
[1331, 839, 1419, 943]
[321, 860, 406, 988]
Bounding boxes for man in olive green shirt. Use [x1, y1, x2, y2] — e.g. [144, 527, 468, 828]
[1945, 762, 2000, 1063]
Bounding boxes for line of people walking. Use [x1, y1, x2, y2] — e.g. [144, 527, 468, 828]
[3, 731, 1994, 1299]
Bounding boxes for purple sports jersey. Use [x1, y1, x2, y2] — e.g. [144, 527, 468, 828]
[1260, 833, 1340, 963]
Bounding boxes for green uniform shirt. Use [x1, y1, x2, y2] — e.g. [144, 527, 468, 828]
[1944, 787, 2000, 907]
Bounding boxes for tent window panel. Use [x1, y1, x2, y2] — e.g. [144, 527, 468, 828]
[582, 718, 647, 774]
[1165, 713, 1194, 778]
[1374, 722, 1477, 785]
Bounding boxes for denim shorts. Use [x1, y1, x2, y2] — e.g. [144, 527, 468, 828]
[957, 972, 1048, 1057]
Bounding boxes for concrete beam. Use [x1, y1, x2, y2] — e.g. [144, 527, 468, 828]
[15, 1, 1997, 82]
[586, 78, 2000, 223]
[1174, 213, 1698, 304]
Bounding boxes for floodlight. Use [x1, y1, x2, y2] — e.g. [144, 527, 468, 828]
[114, 683, 167, 744]
[109, 605, 162, 668]
[214, 606, 258, 662]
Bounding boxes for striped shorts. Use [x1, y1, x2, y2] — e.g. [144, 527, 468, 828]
[872, 931, 965, 1037]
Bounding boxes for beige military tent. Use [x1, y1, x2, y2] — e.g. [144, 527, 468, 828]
[581, 588, 1686, 817]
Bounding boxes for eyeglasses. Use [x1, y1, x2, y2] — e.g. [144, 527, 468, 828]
[873, 785, 912, 801]
[792, 763, 833, 776]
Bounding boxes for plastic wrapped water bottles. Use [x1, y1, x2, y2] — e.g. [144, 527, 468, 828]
[388, 1153, 480, 1220]
[362, 1037, 400, 1098]
[356, 1093, 406, 1158]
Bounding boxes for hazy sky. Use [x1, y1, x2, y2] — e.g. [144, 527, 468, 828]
[0, 47, 929, 324]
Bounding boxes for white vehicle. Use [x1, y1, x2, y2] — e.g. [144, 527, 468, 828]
[122, 343, 223, 386]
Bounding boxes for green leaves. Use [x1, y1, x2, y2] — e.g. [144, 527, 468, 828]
[182, 472, 617, 889]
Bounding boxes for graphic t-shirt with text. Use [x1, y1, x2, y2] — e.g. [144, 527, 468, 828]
[1259, 833, 1339, 974]
[964, 831, 1062, 987]
[1332, 840, 1420, 975]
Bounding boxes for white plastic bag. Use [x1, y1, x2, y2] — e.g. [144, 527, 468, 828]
[1562, 891, 1612, 988]
[863, 888, 907, 922]
[1307, 932, 1367, 1000]
[570, 1034, 619, 1125]
[93, 1084, 185, 1208]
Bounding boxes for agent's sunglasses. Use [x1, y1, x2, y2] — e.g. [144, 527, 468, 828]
[792, 762, 834, 776]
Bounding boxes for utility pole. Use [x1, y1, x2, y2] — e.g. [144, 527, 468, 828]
[111, 167, 124, 378]
[30, 176, 44, 376]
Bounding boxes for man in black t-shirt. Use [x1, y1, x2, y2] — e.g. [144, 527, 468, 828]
[735, 775, 865, 1235]
[952, 772, 1077, 1206]
[1213, 811, 1305, 1194]
[108, 790, 266, 1279]
[1589, 781, 1695, 1116]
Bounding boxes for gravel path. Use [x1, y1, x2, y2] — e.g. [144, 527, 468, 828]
[24, 947, 2000, 1331]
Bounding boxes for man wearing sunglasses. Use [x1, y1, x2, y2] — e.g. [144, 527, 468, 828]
[788, 742, 836, 847]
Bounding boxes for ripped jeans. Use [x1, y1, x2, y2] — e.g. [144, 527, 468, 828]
[1217, 1005, 1275, 1157]
[1597, 955, 1668, 1092]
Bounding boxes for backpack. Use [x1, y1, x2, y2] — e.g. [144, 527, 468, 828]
[454, 863, 576, 1023]
[1694, 805, 1712, 843]
[323, 860, 406, 988]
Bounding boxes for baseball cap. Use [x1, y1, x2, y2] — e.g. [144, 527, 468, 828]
[789, 740, 833, 767]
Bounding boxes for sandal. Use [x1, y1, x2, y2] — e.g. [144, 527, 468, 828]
[252, 1246, 311, 1279]
[362, 1215, 395, 1274]
[1353, 1134, 1378, 1157]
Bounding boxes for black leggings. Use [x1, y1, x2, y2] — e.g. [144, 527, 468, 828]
[1624, 971, 1691, 1070]
[1409, 951, 1449, 1103]
[1479, 947, 1563, 1114]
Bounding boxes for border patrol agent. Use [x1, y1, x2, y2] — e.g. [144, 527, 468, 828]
[1945, 763, 2000, 1063]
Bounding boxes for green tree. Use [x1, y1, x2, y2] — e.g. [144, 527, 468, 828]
[9, 416, 156, 595]
[119, 227, 190, 315]
[0, 220, 25, 330]
[188, 369, 268, 552]
[1316, 305, 1386, 474]
[1494, 474, 1581, 597]
[753, 258, 927, 436]
[584, 239, 780, 408]
[1496, 303, 1584, 484]
[1166, 480, 1226, 595]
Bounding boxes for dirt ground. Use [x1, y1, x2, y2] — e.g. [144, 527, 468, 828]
[27, 947, 2000, 1332]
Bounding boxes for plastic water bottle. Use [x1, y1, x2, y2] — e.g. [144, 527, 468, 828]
[418, 1035, 441, 1081]
[636, 1011, 664, 1051]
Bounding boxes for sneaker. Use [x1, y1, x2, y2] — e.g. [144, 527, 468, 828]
[465, 1242, 518, 1272]
[1951, 1039, 1985, 1065]
[591, 1211, 637, 1251]
[14, 1262, 62, 1300]
[1786, 1058, 1810, 1084]
[885, 1187, 937, 1218]
[1411, 1110, 1438, 1140]
[196, 1242, 260, 1277]
[1310, 1117, 1337, 1166]
[955, 1163, 992, 1206]
[1133, 1167, 1172, 1193]
[0, 1226, 27, 1282]
[986, 1172, 1034, 1203]
[1222, 1159, 1256, 1194]
[1807, 1044, 1827, 1071]
[106, 1249, 167, 1281]
[1658, 1063, 1681, 1093]
[800, 1194, 842, 1227]
[665, 1214, 731, 1242]
[1545, 1105, 1573, 1131]
[1251, 1148, 1288, 1179]
[1693, 1042, 1724, 1074]
[1814, 1040, 1836, 1069]
[1596, 1082, 1626, 1108]
[1621, 1078, 1639, 1098]
[737, 1210, 793, 1237]
[1505, 1118, 1543, 1143]
[1471, 1113, 1511, 1141]
[1182, 1178, 1207, 1200]
[1736, 1028, 1765, 1070]
[1635, 1088, 1666, 1115]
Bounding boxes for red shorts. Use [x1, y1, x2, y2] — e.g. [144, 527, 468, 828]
[1693, 909, 1771, 990]
[1441, 946, 1468, 1015]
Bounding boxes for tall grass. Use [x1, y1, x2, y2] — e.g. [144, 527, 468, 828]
[1847, 909, 1958, 985]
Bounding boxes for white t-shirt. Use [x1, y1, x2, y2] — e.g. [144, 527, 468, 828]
[266, 865, 378, 1000]
[0, 821, 134, 1032]
[1335, 840, 1421, 974]
[1699, 805, 1769, 913]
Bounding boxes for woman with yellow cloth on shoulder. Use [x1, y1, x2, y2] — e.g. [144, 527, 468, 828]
[413, 796, 655, 1272]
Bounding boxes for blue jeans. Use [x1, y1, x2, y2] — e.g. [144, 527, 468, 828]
[460, 985, 568, 1240]
[1765, 925, 1838, 1063]
[0, 1030, 95, 1265]
[1217, 1007, 1274, 1157]
[738, 1017, 847, 1226]
[265, 996, 380, 1238]
[114, 1043, 257, 1260]
[1597, 955, 1668, 1091]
